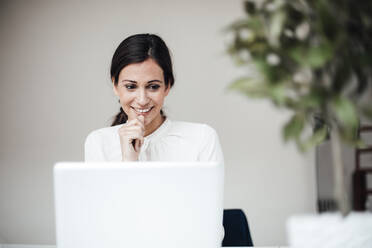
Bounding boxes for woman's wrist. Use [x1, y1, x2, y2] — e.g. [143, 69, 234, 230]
[122, 156, 138, 161]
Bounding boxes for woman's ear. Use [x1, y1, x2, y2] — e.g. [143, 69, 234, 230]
[112, 77, 119, 96]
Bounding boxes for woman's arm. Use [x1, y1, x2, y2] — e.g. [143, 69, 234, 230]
[117, 116, 144, 161]
[198, 124, 224, 163]
[84, 131, 106, 161]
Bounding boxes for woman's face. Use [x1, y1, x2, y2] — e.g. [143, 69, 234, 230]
[113, 58, 170, 130]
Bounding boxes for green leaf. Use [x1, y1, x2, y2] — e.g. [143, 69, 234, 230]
[268, 10, 286, 47]
[224, 17, 263, 34]
[331, 97, 358, 129]
[252, 58, 278, 82]
[289, 42, 333, 68]
[269, 84, 287, 105]
[300, 126, 328, 151]
[331, 60, 351, 93]
[297, 92, 322, 109]
[228, 77, 268, 97]
[283, 114, 305, 141]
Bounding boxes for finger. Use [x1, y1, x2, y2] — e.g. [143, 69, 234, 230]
[127, 132, 144, 141]
[127, 112, 137, 122]
[135, 137, 145, 148]
[134, 139, 141, 153]
[124, 119, 139, 126]
[119, 126, 144, 137]
[135, 116, 145, 130]
[125, 119, 145, 130]
[133, 137, 144, 153]
[118, 131, 143, 143]
[137, 115, 145, 125]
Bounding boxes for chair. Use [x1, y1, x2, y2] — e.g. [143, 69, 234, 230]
[353, 125, 372, 211]
[222, 209, 254, 247]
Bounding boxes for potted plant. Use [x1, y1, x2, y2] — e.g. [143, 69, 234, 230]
[225, 0, 372, 246]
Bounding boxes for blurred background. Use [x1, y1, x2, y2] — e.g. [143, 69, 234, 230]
[0, 0, 316, 246]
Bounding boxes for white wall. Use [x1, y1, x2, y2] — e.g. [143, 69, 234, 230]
[0, 0, 316, 246]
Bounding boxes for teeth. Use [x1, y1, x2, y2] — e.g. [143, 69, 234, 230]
[136, 108, 151, 113]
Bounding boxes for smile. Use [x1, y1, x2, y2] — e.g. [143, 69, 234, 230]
[132, 107, 153, 114]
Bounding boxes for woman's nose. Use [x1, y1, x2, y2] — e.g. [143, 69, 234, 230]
[136, 88, 149, 105]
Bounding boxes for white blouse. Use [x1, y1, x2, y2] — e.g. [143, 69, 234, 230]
[84, 118, 224, 163]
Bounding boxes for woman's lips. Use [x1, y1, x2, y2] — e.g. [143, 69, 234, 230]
[132, 107, 153, 115]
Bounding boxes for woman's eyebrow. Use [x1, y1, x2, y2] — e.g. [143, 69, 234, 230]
[122, 79, 163, 84]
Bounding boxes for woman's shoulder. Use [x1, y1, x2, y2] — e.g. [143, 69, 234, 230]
[84, 124, 122, 161]
[168, 120, 218, 137]
[85, 124, 122, 143]
[167, 120, 223, 162]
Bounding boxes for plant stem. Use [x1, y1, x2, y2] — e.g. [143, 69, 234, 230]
[330, 125, 351, 216]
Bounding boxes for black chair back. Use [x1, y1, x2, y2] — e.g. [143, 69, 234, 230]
[222, 209, 253, 247]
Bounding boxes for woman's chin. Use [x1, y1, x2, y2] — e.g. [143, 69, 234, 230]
[144, 117, 154, 126]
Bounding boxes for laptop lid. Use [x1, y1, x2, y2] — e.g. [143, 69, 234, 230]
[54, 162, 224, 248]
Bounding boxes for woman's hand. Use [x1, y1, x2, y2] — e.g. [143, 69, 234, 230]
[118, 115, 145, 161]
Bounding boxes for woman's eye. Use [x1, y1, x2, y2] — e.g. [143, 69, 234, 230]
[125, 84, 136, 90]
[148, 84, 160, 90]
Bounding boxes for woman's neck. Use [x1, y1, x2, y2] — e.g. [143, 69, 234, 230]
[144, 115, 165, 137]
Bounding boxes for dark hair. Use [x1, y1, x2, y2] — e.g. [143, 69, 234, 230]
[110, 33, 175, 126]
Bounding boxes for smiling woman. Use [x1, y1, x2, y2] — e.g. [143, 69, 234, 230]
[84, 33, 224, 164]
[113, 58, 170, 137]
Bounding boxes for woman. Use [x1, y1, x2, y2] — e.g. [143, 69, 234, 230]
[84, 33, 224, 164]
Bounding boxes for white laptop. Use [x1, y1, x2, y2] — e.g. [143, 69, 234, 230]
[54, 162, 224, 248]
